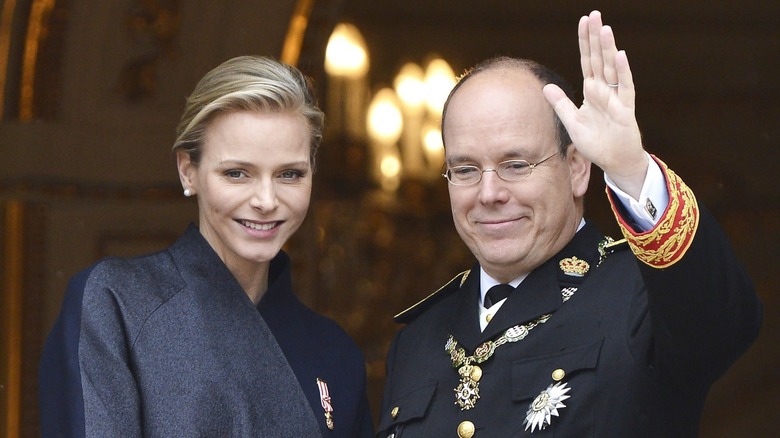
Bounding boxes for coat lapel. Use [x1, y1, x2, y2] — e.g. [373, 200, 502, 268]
[167, 224, 322, 436]
[447, 265, 483, 351]
[480, 261, 563, 341]
[446, 222, 606, 351]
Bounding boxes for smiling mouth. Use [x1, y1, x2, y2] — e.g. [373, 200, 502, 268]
[238, 219, 280, 231]
[479, 217, 520, 225]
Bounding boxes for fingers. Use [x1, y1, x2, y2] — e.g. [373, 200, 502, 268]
[578, 15, 592, 79]
[587, 11, 606, 80]
[615, 50, 636, 107]
[542, 83, 578, 132]
[579, 10, 621, 87]
[600, 26, 619, 86]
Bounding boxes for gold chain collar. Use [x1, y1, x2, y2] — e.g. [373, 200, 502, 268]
[444, 236, 615, 411]
[445, 313, 553, 410]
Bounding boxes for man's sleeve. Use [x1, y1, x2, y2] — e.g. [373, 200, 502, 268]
[608, 155, 762, 384]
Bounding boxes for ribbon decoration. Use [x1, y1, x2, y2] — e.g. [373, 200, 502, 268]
[317, 378, 335, 430]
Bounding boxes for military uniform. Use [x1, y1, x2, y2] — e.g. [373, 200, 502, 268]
[379, 159, 762, 437]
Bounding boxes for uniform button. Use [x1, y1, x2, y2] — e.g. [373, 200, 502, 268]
[552, 368, 565, 381]
[485, 313, 493, 323]
[457, 420, 475, 438]
[391, 406, 399, 419]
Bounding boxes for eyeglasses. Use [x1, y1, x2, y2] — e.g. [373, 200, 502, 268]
[442, 152, 559, 186]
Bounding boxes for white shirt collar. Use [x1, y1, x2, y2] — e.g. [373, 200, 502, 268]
[477, 217, 586, 330]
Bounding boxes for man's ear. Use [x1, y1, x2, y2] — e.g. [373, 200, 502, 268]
[568, 146, 591, 198]
[176, 151, 196, 193]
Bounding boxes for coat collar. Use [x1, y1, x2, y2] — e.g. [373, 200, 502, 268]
[447, 221, 605, 351]
[169, 224, 290, 308]
[168, 224, 246, 298]
[166, 225, 322, 436]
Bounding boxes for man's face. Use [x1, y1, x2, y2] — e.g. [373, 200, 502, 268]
[443, 68, 590, 282]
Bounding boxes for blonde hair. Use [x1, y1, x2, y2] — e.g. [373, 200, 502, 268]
[172, 56, 324, 167]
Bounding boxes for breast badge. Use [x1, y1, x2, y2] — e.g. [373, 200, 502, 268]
[523, 381, 571, 432]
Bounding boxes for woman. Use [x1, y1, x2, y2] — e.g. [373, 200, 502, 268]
[39, 56, 373, 437]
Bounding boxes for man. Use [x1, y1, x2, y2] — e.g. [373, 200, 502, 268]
[378, 10, 762, 438]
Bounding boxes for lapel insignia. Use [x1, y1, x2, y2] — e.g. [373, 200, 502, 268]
[316, 378, 335, 430]
[523, 381, 572, 432]
[559, 256, 589, 277]
[560, 286, 576, 302]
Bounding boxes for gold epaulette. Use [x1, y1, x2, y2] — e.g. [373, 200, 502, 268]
[394, 270, 470, 324]
[606, 155, 699, 269]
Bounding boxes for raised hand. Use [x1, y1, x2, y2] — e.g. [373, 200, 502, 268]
[543, 10, 648, 199]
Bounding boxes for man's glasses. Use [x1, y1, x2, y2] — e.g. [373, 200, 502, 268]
[442, 152, 559, 186]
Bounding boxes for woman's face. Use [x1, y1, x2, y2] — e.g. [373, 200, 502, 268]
[178, 110, 312, 276]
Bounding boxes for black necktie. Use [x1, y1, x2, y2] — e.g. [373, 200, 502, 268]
[484, 284, 513, 308]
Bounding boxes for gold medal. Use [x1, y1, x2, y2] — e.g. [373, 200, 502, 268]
[454, 372, 480, 410]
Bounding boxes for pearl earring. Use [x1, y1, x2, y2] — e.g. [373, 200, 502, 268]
[183, 189, 192, 197]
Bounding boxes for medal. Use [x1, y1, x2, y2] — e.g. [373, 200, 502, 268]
[446, 313, 552, 410]
[316, 378, 335, 430]
[454, 365, 481, 410]
[523, 381, 571, 432]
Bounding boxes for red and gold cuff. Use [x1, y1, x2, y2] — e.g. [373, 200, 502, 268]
[606, 155, 699, 268]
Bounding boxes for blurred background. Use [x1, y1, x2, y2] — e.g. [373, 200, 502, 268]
[1, 0, 777, 436]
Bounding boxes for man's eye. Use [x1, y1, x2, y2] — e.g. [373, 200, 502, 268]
[504, 161, 530, 170]
[453, 166, 478, 176]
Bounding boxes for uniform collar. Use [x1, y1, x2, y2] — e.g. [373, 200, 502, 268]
[447, 221, 604, 350]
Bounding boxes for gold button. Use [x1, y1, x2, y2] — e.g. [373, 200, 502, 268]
[551, 368, 565, 381]
[391, 406, 399, 419]
[457, 420, 475, 438]
[485, 314, 493, 323]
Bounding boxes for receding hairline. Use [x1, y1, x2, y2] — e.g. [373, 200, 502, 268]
[441, 56, 575, 153]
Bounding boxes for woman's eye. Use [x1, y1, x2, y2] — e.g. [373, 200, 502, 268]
[279, 169, 306, 181]
[224, 170, 246, 179]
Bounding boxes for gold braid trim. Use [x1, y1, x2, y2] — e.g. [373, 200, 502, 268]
[606, 155, 699, 268]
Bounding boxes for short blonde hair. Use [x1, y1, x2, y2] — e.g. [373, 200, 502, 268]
[173, 56, 324, 167]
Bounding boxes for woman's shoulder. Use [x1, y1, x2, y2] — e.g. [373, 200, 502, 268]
[72, 248, 184, 312]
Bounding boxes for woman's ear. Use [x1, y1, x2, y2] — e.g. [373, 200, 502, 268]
[568, 146, 591, 198]
[176, 151, 196, 193]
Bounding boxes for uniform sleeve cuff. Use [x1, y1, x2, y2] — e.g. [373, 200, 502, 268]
[604, 152, 669, 231]
[606, 155, 699, 268]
